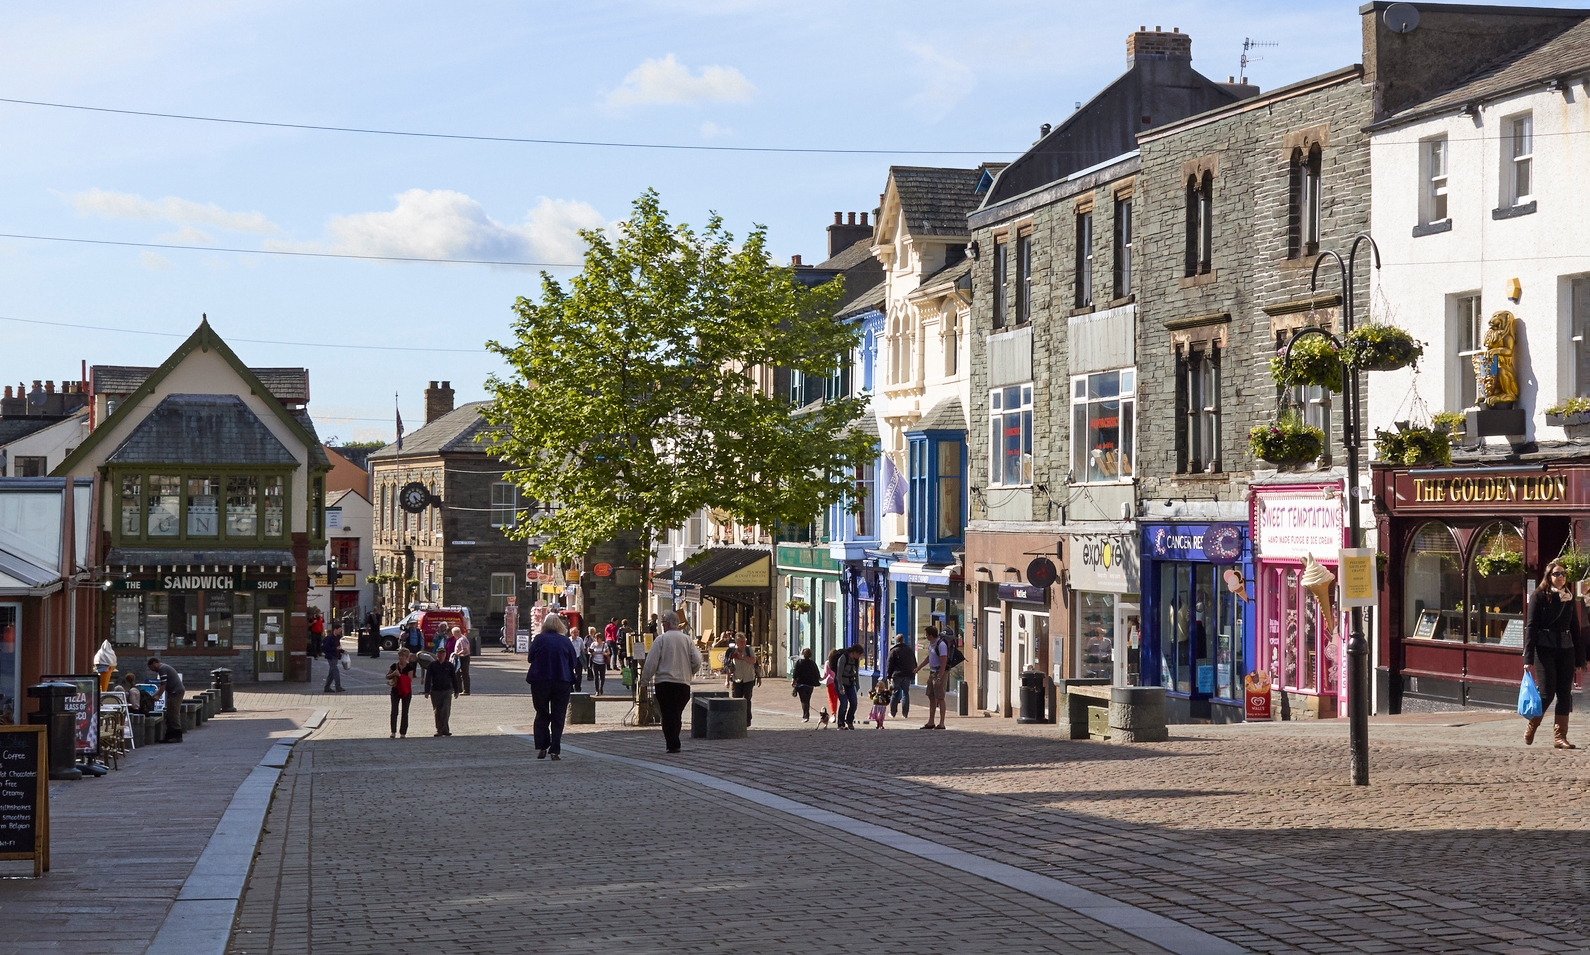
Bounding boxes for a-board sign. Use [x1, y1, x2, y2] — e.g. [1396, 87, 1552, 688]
[0, 724, 49, 876]
[1412, 609, 1441, 640]
[41, 675, 99, 758]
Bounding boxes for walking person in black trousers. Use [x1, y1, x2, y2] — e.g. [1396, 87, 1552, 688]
[527, 614, 578, 760]
[423, 649, 460, 737]
[791, 647, 822, 722]
[1524, 559, 1585, 749]
[387, 648, 417, 739]
[642, 610, 702, 754]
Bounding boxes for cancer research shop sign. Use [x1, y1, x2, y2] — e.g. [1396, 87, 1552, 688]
[1254, 490, 1345, 560]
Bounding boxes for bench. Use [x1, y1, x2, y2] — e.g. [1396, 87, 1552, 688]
[1061, 684, 1168, 743]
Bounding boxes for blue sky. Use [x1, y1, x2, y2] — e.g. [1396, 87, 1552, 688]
[0, 0, 1564, 442]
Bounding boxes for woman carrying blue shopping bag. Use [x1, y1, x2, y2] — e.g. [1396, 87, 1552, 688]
[1522, 559, 1584, 749]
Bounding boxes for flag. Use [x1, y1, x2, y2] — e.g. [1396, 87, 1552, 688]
[395, 398, 404, 451]
[880, 454, 907, 516]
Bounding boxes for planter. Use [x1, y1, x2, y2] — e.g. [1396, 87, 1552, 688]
[1343, 325, 1423, 372]
[1269, 336, 1344, 392]
[1250, 419, 1325, 468]
[1546, 411, 1590, 439]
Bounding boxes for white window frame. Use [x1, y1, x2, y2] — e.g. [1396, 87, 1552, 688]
[988, 383, 1034, 488]
[1422, 136, 1449, 224]
[1453, 293, 1485, 410]
[490, 482, 517, 528]
[1507, 112, 1533, 206]
[1071, 368, 1136, 484]
[489, 573, 516, 618]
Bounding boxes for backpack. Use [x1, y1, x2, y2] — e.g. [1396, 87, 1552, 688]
[942, 639, 965, 671]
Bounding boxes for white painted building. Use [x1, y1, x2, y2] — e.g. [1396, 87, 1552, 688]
[1367, 22, 1590, 440]
[316, 488, 373, 624]
[1, 410, 87, 476]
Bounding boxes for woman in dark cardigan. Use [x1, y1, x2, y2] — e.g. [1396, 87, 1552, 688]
[1523, 559, 1585, 749]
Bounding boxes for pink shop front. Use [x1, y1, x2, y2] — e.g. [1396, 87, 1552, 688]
[1251, 482, 1349, 720]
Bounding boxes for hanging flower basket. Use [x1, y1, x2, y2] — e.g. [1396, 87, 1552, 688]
[1269, 335, 1343, 391]
[1475, 550, 1523, 578]
[1430, 411, 1466, 445]
[785, 599, 811, 613]
[1342, 324, 1424, 372]
[1250, 413, 1325, 467]
[1557, 549, 1590, 585]
[1373, 425, 1451, 467]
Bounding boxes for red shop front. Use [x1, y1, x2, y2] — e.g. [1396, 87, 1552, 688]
[1373, 455, 1590, 711]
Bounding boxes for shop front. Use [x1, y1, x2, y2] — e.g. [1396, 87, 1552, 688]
[1251, 484, 1348, 719]
[776, 543, 842, 672]
[1140, 521, 1254, 723]
[965, 524, 1061, 716]
[652, 546, 774, 672]
[1063, 524, 1141, 687]
[888, 559, 964, 690]
[1374, 458, 1589, 710]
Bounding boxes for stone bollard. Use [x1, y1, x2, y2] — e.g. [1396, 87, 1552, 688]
[1109, 685, 1168, 743]
[567, 692, 596, 725]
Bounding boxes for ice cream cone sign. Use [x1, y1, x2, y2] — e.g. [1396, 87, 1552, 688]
[1301, 554, 1337, 635]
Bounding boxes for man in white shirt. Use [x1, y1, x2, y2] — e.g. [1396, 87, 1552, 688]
[922, 626, 950, 730]
[640, 609, 702, 753]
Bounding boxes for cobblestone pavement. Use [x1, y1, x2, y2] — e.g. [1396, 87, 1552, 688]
[0, 695, 309, 955]
[227, 650, 1590, 955]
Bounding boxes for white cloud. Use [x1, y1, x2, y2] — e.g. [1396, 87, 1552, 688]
[155, 225, 216, 245]
[70, 188, 280, 234]
[282, 189, 607, 267]
[903, 40, 975, 121]
[699, 121, 732, 139]
[138, 251, 172, 270]
[605, 54, 754, 107]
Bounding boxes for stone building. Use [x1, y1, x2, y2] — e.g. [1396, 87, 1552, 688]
[965, 26, 1253, 716]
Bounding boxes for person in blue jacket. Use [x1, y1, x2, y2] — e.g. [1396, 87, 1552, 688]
[527, 614, 579, 760]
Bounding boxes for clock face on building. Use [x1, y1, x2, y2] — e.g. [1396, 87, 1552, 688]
[399, 482, 431, 514]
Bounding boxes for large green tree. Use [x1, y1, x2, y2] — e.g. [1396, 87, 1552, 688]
[483, 190, 874, 599]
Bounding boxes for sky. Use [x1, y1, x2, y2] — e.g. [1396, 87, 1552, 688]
[0, 0, 1572, 443]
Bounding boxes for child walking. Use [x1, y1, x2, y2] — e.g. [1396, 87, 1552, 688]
[869, 677, 892, 729]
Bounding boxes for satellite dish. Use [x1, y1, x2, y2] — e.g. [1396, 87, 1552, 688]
[26, 385, 45, 407]
[1384, 3, 1421, 34]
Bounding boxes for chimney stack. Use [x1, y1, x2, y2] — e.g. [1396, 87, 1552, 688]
[791, 254, 803, 267]
[424, 380, 455, 425]
[826, 210, 874, 257]
[1127, 25, 1191, 69]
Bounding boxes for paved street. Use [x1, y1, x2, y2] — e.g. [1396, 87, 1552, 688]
[214, 650, 1590, 955]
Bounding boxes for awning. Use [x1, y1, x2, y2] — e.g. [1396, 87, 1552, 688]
[652, 547, 771, 591]
[106, 548, 297, 569]
[887, 561, 961, 586]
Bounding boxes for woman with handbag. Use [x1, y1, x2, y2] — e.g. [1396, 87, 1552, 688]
[387, 649, 417, 739]
[1524, 559, 1585, 748]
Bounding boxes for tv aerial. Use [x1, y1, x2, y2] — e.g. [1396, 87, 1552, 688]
[1239, 37, 1278, 84]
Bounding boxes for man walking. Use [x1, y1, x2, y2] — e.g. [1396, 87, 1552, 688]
[423, 648, 460, 736]
[450, 626, 472, 696]
[886, 634, 917, 719]
[835, 645, 863, 729]
[322, 622, 345, 693]
[641, 610, 701, 754]
[922, 627, 950, 730]
[723, 632, 761, 725]
[147, 657, 185, 743]
[527, 614, 578, 760]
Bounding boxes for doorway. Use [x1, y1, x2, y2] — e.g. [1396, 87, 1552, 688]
[982, 608, 1002, 712]
[256, 610, 286, 681]
[1115, 602, 1141, 686]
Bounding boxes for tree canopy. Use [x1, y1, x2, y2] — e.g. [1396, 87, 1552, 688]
[483, 189, 875, 561]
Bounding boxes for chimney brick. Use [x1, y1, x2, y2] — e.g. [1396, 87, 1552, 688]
[424, 380, 455, 425]
[1127, 26, 1191, 68]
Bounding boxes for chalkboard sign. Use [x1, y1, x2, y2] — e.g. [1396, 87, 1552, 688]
[0, 725, 48, 876]
[42, 674, 98, 758]
[1413, 609, 1441, 640]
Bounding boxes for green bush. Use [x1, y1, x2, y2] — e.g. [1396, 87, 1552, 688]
[1270, 335, 1344, 391]
[1250, 414, 1326, 466]
[1373, 426, 1452, 467]
[1342, 324, 1423, 372]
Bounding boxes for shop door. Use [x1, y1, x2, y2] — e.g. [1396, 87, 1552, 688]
[256, 610, 286, 681]
[1013, 610, 1033, 688]
[982, 608, 1002, 712]
[1115, 602, 1140, 686]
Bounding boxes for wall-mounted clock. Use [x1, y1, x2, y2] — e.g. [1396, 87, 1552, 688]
[399, 482, 435, 514]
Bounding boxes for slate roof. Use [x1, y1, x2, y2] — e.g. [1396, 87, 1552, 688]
[290, 409, 332, 467]
[814, 239, 876, 272]
[0, 417, 60, 446]
[92, 365, 311, 404]
[106, 547, 296, 568]
[908, 258, 972, 301]
[366, 401, 500, 460]
[106, 394, 298, 465]
[836, 281, 887, 320]
[1374, 15, 1590, 127]
[890, 167, 986, 237]
[908, 396, 966, 433]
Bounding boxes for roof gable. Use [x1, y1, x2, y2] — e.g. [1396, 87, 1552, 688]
[105, 394, 297, 465]
[884, 166, 986, 240]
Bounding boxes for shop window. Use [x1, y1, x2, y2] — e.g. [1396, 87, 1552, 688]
[1161, 561, 1244, 699]
[264, 475, 285, 538]
[226, 475, 258, 537]
[1072, 368, 1135, 483]
[112, 595, 144, 647]
[988, 383, 1033, 487]
[1261, 563, 1336, 695]
[120, 474, 141, 536]
[1403, 521, 1463, 641]
[1076, 592, 1115, 681]
[491, 482, 517, 528]
[1467, 521, 1525, 647]
[489, 573, 516, 618]
[147, 474, 181, 537]
[145, 594, 169, 650]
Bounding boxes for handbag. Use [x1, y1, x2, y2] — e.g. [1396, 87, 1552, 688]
[621, 665, 634, 688]
[1518, 671, 1544, 720]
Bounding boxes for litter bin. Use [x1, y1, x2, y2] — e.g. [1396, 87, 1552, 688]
[1017, 670, 1048, 724]
[567, 692, 595, 725]
[211, 668, 235, 713]
[28, 681, 82, 780]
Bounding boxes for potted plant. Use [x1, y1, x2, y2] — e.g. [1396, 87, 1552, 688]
[1431, 411, 1466, 445]
[1250, 413, 1326, 468]
[1545, 397, 1590, 438]
[1269, 336, 1344, 391]
[1373, 425, 1452, 467]
[1342, 324, 1424, 372]
[1475, 549, 1523, 578]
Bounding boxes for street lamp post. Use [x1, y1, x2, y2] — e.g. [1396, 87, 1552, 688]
[1281, 232, 1380, 787]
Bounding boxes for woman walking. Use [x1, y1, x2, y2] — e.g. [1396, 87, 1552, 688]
[387, 649, 417, 739]
[1524, 559, 1584, 748]
[791, 647, 822, 722]
[589, 630, 609, 695]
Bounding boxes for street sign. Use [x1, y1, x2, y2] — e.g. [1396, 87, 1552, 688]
[525, 569, 540, 583]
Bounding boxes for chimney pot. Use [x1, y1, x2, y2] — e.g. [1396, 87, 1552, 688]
[1228, 75, 1235, 83]
[442, 381, 449, 389]
[860, 212, 869, 226]
[3, 386, 10, 399]
[45, 380, 54, 394]
[1155, 25, 1160, 30]
[833, 211, 842, 225]
[429, 380, 438, 389]
[1173, 26, 1179, 33]
[847, 212, 856, 225]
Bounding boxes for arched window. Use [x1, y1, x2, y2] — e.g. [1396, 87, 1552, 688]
[1288, 145, 1323, 259]
[1468, 521, 1525, 646]
[1404, 521, 1462, 641]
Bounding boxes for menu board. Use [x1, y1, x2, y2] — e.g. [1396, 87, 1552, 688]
[41, 675, 99, 758]
[0, 725, 48, 876]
